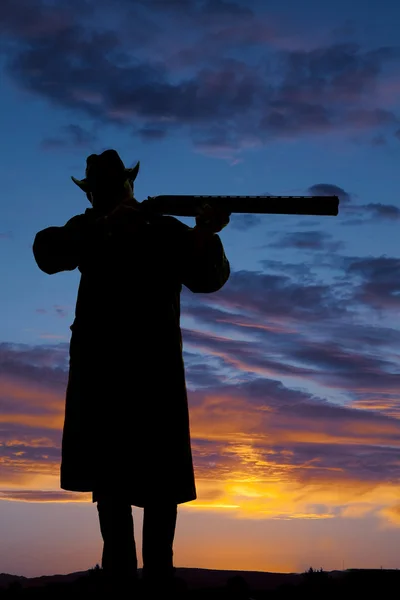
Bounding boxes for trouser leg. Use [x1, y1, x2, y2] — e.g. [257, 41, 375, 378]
[142, 503, 178, 580]
[96, 498, 138, 581]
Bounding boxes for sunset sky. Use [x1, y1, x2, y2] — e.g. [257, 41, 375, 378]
[1, 0, 400, 579]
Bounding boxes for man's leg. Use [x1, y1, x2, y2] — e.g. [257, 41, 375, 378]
[142, 503, 178, 583]
[96, 497, 138, 587]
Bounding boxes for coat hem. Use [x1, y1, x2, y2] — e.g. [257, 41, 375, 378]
[60, 484, 197, 507]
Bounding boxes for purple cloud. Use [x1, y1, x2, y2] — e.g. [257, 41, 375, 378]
[2, 255, 400, 501]
[0, 490, 90, 502]
[346, 256, 400, 310]
[0, 341, 69, 385]
[183, 269, 346, 322]
[189, 376, 400, 486]
[306, 183, 400, 224]
[307, 183, 352, 204]
[0, 1, 398, 157]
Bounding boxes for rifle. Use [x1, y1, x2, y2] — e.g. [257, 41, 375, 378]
[138, 195, 339, 218]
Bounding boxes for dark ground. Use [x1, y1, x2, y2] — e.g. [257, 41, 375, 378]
[1, 567, 399, 598]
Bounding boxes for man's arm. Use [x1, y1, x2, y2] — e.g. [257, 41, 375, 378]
[166, 217, 230, 293]
[32, 213, 93, 275]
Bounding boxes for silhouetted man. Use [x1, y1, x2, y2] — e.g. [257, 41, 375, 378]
[32, 149, 231, 594]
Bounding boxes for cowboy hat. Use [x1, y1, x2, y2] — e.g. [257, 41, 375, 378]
[71, 149, 140, 194]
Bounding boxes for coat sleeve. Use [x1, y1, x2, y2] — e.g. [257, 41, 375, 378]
[32, 214, 90, 275]
[166, 216, 231, 293]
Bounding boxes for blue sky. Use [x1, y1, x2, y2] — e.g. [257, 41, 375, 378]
[1, 0, 400, 578]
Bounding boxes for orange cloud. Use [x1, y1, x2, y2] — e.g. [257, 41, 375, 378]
[1, 316, 400, 535]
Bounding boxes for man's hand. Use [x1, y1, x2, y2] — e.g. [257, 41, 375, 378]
[190, 203, 231, 253]
[94, 200, 145, 234]
[106, 200, 141, 221]
[195, 203, 231, 234]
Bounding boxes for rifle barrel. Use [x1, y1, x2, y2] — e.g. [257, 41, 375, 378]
[140, 195, 339, 217]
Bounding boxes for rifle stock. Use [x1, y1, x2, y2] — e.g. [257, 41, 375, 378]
[139, 195, 339, 217]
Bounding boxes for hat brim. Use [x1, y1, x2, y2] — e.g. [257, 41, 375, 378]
[71, 160, 140, 194]
[71, 176, 89, 192]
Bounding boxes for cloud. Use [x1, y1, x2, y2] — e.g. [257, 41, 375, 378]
[362, 203, 400, 220]
[0, 0, 75, 38]
[133, 0, 254, 19]
[35, 306, 71, 318]
[382, 504, 400, 526]
[200, 0, 253, 18]
[1, 338, 400, 513]
[307, 183, 352, 204]
[0, 490, 90, 503]
[181, 317, 400, 404]
[267, 230, 344, 252]
[183, 350, 229, 388]
[0, 341, 69, 371]
[345, 256, 400, 311]
[187, 379, 400, 519]
[182, 269, 346, 324]
[53, 306, 69, 319]
[306, 183, 400, 224]
[180, 262, 400, 412]
[0, 343, 68, 489]
[258, 259, 315, 280]
[2, 254, 400, 522]
[40, 124, 98, 151]
[1, 2, 399, 158]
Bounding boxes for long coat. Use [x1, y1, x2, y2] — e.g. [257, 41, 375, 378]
[33, 206, 230, 507]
